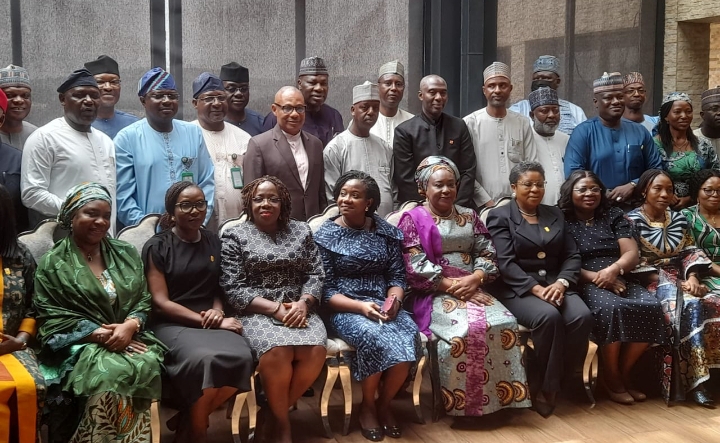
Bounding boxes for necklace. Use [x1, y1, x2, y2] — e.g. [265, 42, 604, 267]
[518, 208, 538, 217]
[701, 209, 720, 227]
[580, 216, 595, 226]
[674, 139, 691, 152]
[341, 215, 367, 230]
[641, 204, 666, 224]
[427, 204, 455, 219]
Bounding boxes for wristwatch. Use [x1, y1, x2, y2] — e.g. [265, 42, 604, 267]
[300, 297, 313, 307]
[557, 278, 570, 288]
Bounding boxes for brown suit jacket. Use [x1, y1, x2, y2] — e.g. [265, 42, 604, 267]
[243, 124, 327, 221]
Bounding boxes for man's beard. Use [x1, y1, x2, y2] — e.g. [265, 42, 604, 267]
[533, 116, 558, 136]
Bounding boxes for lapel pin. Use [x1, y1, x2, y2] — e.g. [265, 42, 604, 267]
[544, 226, 550, 232]
[449, 140, 454, 145]
[210, 255, 215, 262]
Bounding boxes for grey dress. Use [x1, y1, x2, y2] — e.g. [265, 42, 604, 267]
[221, 220, 327, 356]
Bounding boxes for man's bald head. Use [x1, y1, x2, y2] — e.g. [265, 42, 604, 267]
[272, 86, 306, 135]
[418, 75, 448, 120]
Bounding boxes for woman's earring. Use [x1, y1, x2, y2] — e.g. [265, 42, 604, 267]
[512, 192, 516, 198]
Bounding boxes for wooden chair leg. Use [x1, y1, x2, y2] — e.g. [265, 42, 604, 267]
[245, 376, 257, 443]
[320, 356, 340, 439]
[338, 354, 353, 436]
[150, 400, 161, 443]
[583, 341, 599, 406]
[413, 353, 427, 424]
[230, 392, 248, 443]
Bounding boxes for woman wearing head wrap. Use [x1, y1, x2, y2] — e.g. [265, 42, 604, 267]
[397, 156, 531, 420]
[143, 181, 255, 443]
[655, 92, 720, 210]
[0, 184, 45, 443]
[485, 161, 592, 417]
[34, 182, 165, 443]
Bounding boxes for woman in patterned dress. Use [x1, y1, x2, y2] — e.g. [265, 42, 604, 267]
[560, 171, 667, 404]
[399, 156, 531, 420]
[679, 169, 720, 406]
[35, 183, 165, 443]
[627, 169, 716, 407]
[654, 92, 720, 210]
[315, 171, 419, 441]
[0, 184, 45, 443]
[221, 176, 327, 443]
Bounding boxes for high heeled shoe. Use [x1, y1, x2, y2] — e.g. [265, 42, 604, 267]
[602, 380, 634, 405]
[690, 389, 716, 408]
[382, 424, 402, 439]
[626, 388, 646, 402]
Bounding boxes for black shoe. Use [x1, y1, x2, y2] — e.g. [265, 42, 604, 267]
[382, 425, 402, 439]
[361, 427, 385, 441]
[691, 389, 716, 409]
[303, 387, 315, 397]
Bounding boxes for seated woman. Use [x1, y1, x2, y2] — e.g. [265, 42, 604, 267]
[398, 156, 531, 419]
[485, 161, 592, 417]
[559, 171, 667, 404]
[654, 92, 720, 210]
[314, 171, 419, 441]
[673, 170, 720, 407]
[221, 176, 327, 443]
[143, 181, 255, 443]
[0, 184, 45, 443]
[627, 169, 715, 407]
[34, 183, 165, 443]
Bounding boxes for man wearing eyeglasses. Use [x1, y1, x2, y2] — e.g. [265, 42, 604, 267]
[244, 86, 326, 221]
[21, 68, 117, 232]
[695, 87, 720, 157]
[262, 56, 343, 147]
[114, 67, 214, 228]
[84, 55, 139, 139]
[191, 72, 251, 230]
[220, 62, 265, 136]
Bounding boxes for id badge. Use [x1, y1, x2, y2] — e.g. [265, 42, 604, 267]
[230, 167, 243, 189]
[181, 171, 194, 183]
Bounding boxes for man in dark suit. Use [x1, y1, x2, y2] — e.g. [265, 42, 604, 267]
[393, 75, 477, 208]
[244, 86, 326, 221]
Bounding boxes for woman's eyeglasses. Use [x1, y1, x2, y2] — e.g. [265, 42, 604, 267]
[702, 188, 720, 197]
[517, 181, 546, 189]
[573, 187, 602, 195]
[175, 200, 208, 213]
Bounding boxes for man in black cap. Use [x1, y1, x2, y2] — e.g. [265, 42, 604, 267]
[220, 62, 265, 136]
[84, 55, 138, 139]
[20, 68, 116, 231]
[262, 56, 343, 147]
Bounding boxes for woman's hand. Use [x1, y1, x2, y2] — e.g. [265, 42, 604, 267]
[467, 291, 494, 306]
[540, 282, 566, 306]
[124, 339, 148, 356]
[200, 308, 224, 329]
[219, 317, 244, 334]
[383, 297, 401, 321]
[0, 333, 26, 356]
[593, 265, 620, 290]
[671, 196, 692, 211]
[448, 274, 482, 299]
[102, 320, 137, 353]
[282, 301, 308, 328]
[607, 278, 627, 296]
[357, 301, 388, 323]
[89, 327, 113, 346]
[682, 275, 709, 297]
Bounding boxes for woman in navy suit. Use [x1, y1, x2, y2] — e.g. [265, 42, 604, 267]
[486, 161, 592, 417]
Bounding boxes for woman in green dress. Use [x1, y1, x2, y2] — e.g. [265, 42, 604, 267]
[654, 92, 720, 210]
[35, 183, 165, 443]
[0, 184, 45, 443]
[683, 169, 720, 291]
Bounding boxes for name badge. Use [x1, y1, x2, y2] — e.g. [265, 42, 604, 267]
[231, 167, 243, 189]
[181, 171, 194, 182]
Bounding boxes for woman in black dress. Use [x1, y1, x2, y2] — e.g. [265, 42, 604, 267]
[144, 181, 255, 443]
[559, 170, 667, 404]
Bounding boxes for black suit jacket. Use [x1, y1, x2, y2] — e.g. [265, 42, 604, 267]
[243, 125, 327, 221]
[393, 112, 476, 209]
[485, 202, 581, 299]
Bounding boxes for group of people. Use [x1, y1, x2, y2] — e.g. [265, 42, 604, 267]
[2, 51, 720, 443]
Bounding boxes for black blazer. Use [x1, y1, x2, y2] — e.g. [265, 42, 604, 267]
[393, 112, 476, 209]
[243, 125, 327, 221]
[485, 202, 581, 299]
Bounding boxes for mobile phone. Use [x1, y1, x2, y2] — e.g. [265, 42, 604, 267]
[381, 296, 397, 314]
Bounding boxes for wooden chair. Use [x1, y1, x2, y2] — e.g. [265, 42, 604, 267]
[119, 215, 257, 442]
[481, 199, 600, 405]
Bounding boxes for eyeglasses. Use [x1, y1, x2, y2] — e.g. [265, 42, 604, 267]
[573, 186, 602, 195]
[198, 94, 227, 104]
[175, 200, 208, 213]
[225, 86, 249, 95]
[517, 181, 546, 189]
[273, 103, 306, 114]
[625, 87, 646, 95]
[147, 92, 180, 101]
[252, 196, 282, 204]
[97, 80, 121, 89]
[702, 188, 720, 197]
